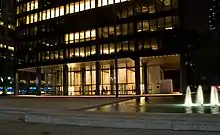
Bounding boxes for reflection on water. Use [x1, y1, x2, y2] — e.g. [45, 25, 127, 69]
[211, 106, 219, 114]
[197, 106, 204, 114]
[185, 107, 192, 114]
[87, 96, 220, 114]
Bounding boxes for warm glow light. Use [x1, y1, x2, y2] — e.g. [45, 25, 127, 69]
[20, 0, 127, 26]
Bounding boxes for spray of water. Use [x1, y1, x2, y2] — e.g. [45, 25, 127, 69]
[196, 85, 204, 105]
[210, 86, 219, 106]
[184, 86, 192, 107]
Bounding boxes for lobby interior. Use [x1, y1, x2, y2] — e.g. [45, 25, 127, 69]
[15, 54, 180, 96]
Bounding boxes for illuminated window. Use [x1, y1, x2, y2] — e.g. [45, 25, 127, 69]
[34, 13, 38, 22]
[56, 7, 59, 17]
[85, 30, 90, 41]
[75, 2, 79, 12]
[75, 32, 79, 42]
[27, 2, 30, 11]
[60, 6, 65, 16]
[31, 1, 35, 10]
[39, 12, 42, 21]
[65, 29, 96, 44]
[115, 0, 120, 3]
[65, 34, 69, 44]
[80, 1, 84, 11]
[80, 47, 85, 57]
[91, 46, 96, 55]
[103, 0, 108, 6]
[110, 43, 115, 53]
[47, 9, 50, 19]
[109, 0, 114, 5]
[103, 27, 108, 38]
[109, 26, 114, 35]
[35, 0, 38, 9]
[143, 21, 149, 31]
[30, 14, 34, 23]
[164, 0, 171, 6]
[85, 0, 90, 10]
[149, 5, 155, 13]
[91, 29, 96, 40]
[80, 31, 84, 42]
[26, 15, 30, 24]
[98, 0, 102, 7]
[51, 8, 55, 18]
[91, 0, 95, 8]
[69, 33, 74, 43]
[42, 10, 46, 20]
[17, 7, 19, 14]
[70, 3, 74, 13]
[86, 46, 91, 56]
[16, 19, 19, 26]
[116, 25, 121, 35]
[66, 4, 70, 14]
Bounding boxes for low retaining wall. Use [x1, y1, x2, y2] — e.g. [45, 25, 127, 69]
[25, 112, 220, 132]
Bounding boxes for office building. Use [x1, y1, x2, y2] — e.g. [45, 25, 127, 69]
[0, 0, 15, 94]
[209, 0, 220, 32]
[15, 0, 185, 95]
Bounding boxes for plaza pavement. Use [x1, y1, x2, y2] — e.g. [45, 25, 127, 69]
[0, 120, 219, 135]
[0, 96, 132, 111]
[1, 96, 220, 132]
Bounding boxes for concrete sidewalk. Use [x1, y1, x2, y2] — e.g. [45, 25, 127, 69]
[0, 120, 219, 135]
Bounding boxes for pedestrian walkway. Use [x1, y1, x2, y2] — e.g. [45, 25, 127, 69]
[0, 120, 219, 135]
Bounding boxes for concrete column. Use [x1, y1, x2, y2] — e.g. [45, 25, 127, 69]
[63, 64, 68, 96]
[95, 62, 101, 95]
[110, 64, 114, 95]
[148, 65, 163, 94]
[14, 71, 19, 95]
[135, 58, 141, 95]
[143, 63, 148, 94]
[81, 67, 86, 95]
[180, 53, 187, 93]
[36, 67, 41, 95]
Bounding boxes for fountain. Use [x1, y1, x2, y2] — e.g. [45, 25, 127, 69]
[196, 85, 204, 105]
[184, 86, 193, 107]
[210, 86, 219, 106]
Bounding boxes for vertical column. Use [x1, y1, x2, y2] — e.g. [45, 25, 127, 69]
[143, 63, 148, 94]
[110, 64, 114, 95]
[27, 73, 30, 94]
[36, 67, 41, 95]
[148, 65, 162, 94]
[180, 53, 187, 93]
[45, 72, 48, 92]
[81, 66, 86, 95]
[135, 57, 141, 95]
[63, 64, 68, 96]
[95, 62, 101, 95]
[14, 71, 19, 95]
[115, 58, 119, 97]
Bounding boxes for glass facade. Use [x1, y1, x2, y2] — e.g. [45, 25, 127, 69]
[15, 0, 182, 96]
